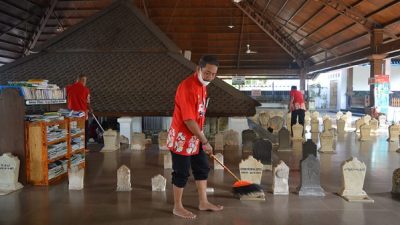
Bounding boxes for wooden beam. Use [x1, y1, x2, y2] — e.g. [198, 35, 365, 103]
[218, 68, 300, 76]
[237, 13, 244, 68]
[275, 0, 289, 17]
[24, 0, 58, 55]
[234, 0, 305, 65]
[314, 0, 398, 40]
[286, 4, 325, 38]
[282, 0, 308, 27]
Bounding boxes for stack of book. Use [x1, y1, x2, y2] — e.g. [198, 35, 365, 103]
[48, 159, 68, 180]
[70, 153, 85, 167]
[25, 112, 64, 122]
[47, 125, 67, 142]
[59, 108, 85, 118]
[71, 136, 84, 152]
[48, 142, 67, 160]
[8, 79, 65, 100]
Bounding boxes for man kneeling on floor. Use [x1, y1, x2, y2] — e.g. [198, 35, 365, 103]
[166, 55, 223, 219]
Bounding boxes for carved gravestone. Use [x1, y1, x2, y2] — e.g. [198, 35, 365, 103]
[312, 111, 319, 119]
[68, 167, 84, 190]
[323, 119, 332, 132]
[388, 124, 400, 142]
[337, 118, 346, 134]
[268, 111, 276, 118]
[117, 165, 132, 191]
[369, 118, 379, 132]
[239, 156, 263, 185]
[355, 119, 365, 132]
[151, 174, 166, 192]
[339, 157, 373, 202]
[277, 111, 284, 118]
[379, 115, 387, 127]
[359, 124, 371, 141]
[273, 161, 290, 195]
[101, 129, 120, 152]
[292, 122, 304, 140]
[214, 132, 224, 151]
[131, 132, 146, 151]
[224, 129, 239, 147]
[164, 152, 172, 169]
[278, 127, 291, 151]
[392, 168, 400, 195]
[319, 131, 335, 153]
[311, 118, 319, 133]
[268, 116, 284, 134]
[213, 153, 224, 170]
[158, 131, 168, 151]
[305, 111, 311, 118]
[304, 114, 311, 131]
[252, 138, 273, 170]
[322, 114, 330, 121]
[298, 155, 325, 196]
[302, 139, 317, 160]
[0, 153, 23, 195]
[242, 129, 257, 153]
[258, 111, 270, 128]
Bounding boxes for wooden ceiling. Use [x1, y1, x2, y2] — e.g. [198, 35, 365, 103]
[0, 0, 399, 77]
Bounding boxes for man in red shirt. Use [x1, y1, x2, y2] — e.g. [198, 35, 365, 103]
[67, 75, 91, 149]
[289, 85, 306, 135]
[167, 55, 223, 219]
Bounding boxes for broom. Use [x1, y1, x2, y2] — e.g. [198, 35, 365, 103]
[210, 154, 265, 200]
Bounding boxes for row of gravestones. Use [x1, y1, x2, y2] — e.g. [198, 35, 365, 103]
[102, 130, 169, 152]
[1, 152, 400, 200]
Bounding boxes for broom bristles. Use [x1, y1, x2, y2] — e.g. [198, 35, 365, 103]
[232, 181, 264, 198]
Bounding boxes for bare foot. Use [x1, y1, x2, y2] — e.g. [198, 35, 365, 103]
[199, 202, 223, 211]
[173, 207, 197, 219]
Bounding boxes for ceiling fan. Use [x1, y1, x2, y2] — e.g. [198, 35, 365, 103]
[246, 44, 257, 54]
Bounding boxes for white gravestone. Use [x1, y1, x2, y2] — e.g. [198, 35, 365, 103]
[117, 165, 132, 191]
[101, 129, 120, 152]
[239, 156, 263, 185]
[369, 118, 379, 132]
[304, 114, 311, 132]
[336, 111, 343, 120]
[339, 157, 373, 202]
[311, 118, 319, 133]
[312, 111, 320, 119]
[164, 152, 172, 169]
[379, 115, 387, 127]
[258, 111, 270, 128]
[158, 131, 168, 151]
[151, 174, 166, 192]
[214, 132, 224, 151]
[117, 117, 133, 144]
[322, 114, 330, 121]
[273, 161, 290, 195]
[292, 122, 304, 140]
[131, 132, 146, 151]
[355, 119, 365, 132]
[359, 124, 371, 141]
[346, 111, 352, 128]
[323, 118, 333, 132]
[277, 111, 284, 118]
[213, 153, 224, 170]
[319, 130, 335, 153]
[388, 124, 400, 142]
[68, 167, 84, 190]
[363, 115, 371, 124]
[337, 118, 346, 134]
[0, 153, 23, 195]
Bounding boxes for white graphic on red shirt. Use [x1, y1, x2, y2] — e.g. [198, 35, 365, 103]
[186, 136, 199, 154]
[166, 128, 176, 148]
[174, 132, 186, 152]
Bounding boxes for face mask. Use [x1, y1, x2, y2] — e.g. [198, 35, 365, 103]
[198, 70, 210, 86]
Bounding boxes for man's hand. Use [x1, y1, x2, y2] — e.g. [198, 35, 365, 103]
[202, 143, 213, 155]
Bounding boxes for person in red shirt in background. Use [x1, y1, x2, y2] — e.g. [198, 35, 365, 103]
[289, 85, 306, 136]
[66, 75, 92, 150]
[167, 55, 223, 219]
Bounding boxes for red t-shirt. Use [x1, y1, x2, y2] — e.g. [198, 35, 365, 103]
[290, 90, 306, 110]
[167, 72, 207, 156]
[67, 82, 90, 113]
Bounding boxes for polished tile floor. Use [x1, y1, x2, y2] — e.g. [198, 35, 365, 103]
[1, 126, 400, 225]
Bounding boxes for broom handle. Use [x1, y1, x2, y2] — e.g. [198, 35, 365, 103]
[210, 154, 241, 182]
[91, 112, 105, 133]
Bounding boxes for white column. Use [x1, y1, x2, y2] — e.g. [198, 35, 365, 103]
[117, 117, 133, 144]
[131, 117, 142, 133]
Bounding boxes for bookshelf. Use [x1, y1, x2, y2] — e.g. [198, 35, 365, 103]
[25, 117, 86, 185]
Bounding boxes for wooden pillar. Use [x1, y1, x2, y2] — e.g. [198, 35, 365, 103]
[346, 67, 353, 109]
[299, 68, 306, 91]
[368, 29, 385, 108]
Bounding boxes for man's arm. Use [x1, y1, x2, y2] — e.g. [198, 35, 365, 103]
[184, 119, 213, 155]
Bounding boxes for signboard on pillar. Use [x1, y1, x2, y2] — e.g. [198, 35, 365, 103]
[372, 75, 390, 114]
[232, 76, 245, 85]
[251, 89, 262, 97]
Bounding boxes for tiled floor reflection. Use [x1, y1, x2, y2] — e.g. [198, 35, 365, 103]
[1, 129, 400, 225]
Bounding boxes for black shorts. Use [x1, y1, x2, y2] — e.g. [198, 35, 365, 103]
[171, 147, 210, 188]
